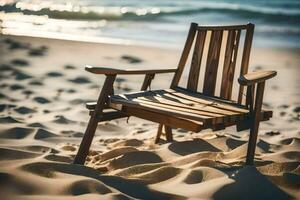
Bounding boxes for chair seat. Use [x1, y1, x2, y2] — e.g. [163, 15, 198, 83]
[105, 88, 272, 132]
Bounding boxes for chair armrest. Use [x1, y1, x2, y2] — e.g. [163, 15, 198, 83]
[238, 70, 277, 86]
[85, 65, 177, 75]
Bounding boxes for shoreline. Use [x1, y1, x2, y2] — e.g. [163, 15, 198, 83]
[0, 34, 299, 200]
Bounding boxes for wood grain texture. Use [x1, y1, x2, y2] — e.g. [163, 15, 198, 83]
[187, 30, 207, 91]
[86, 65, 177, 75]
[238, 23, 255, 104]
[203, 30, 223, 96]
[238, 70, 277, 86]
[171, 22, 198, 88]
[220, 30, 241, 99]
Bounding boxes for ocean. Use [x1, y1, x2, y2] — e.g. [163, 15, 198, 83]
[1, 0, 300, 48]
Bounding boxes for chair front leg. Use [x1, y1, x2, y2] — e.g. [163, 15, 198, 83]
[74, 75, 116, 165]
[245, 81, 265, 165]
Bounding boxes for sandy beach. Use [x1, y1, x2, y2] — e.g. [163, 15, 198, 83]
[0, 35, 299, 200]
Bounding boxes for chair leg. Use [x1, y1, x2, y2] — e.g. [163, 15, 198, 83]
[155, 124, 163, 143]
[165, 125, 173, 142]
[245, 82, 265, 165]
[73, 116, 99, 164]
[245, 119, 260, 165]
[73, 75, 116, 165]
[154, 124, 173, 143]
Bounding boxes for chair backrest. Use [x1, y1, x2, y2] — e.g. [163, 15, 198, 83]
[171, 23, 254, 105]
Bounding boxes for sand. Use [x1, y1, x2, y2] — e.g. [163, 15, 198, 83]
[0, 35, 299, 200]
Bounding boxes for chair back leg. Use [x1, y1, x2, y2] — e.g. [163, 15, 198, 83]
[154, 124, 173, 143]
[245, 81, 265, 165]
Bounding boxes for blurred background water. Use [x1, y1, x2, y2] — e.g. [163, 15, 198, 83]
[1, 0, 300, 48]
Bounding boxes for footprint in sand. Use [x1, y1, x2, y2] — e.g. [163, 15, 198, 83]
[28, 46, 48, 56]
[22, 90, 34, 98]
[0, 116, 23, 124]
[121, 55, 142, 64]
[46, 72, 63, 77]
[0, 64, 13, 71]
[33, 97, 51, 104]
[14, 70, 33, 80]
[29, 80, 44, 86]
[34, 128, 57, 139]
[14, 106, 37, 114]
[10, 59, 29, 67]
[10, 84, 25, 90]
[27, 122, 47, 128]
[53, 115, 76, 124]
[64, 64, 76, 70]
[0, 127, 34, 139]
[4, 38, 30, 50]
[68, 76, 91, 84]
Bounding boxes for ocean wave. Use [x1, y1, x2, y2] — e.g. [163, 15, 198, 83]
[1, 2, 299, 23]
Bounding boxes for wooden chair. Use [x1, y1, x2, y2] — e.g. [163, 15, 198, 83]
[74, 23, 276, 166]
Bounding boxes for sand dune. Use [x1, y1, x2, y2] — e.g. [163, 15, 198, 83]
[0, 36, 299, 200]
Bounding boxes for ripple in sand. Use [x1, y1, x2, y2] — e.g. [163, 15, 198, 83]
[14, 106, 37, 114]
[0, 172, 36, 195]
[0, 127, 34, 139]
[109, 151, 163, 170]
[0, 147, 42, 160]
[168, 139, 221, 156]
[69, 179, 112, 195]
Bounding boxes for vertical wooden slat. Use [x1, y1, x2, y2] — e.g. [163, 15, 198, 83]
[171, 22, 198, 88]
[141, 73, 155, 90]
[220, 29, 241, 99]
[238, 23, 255, 104]
[187, 30, 207, 91]
[202, 30, 223, 96]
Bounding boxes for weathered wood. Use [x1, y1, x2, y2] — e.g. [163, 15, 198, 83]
[245, 85, 254, 112]
[187, 30, 207, 91]
[197, 24, 248, 31]
[77, 23, 277, 167]
[110, 96, 215, 124]
[141, 73, 155, 90]
[238, 71, 277, 86]
[246, 81, 265, 165]
[171, 22, 198, 88]
[89, 110, 128, 121]
[86, 65, 177, 75]
[74, 75, 116, 165]
[203, 30, 223, 96]
[220, 30, 241, 99]
[118, 106, 203, 132]
[165, 125, 173, 142]
[238, 23, 255, 104]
